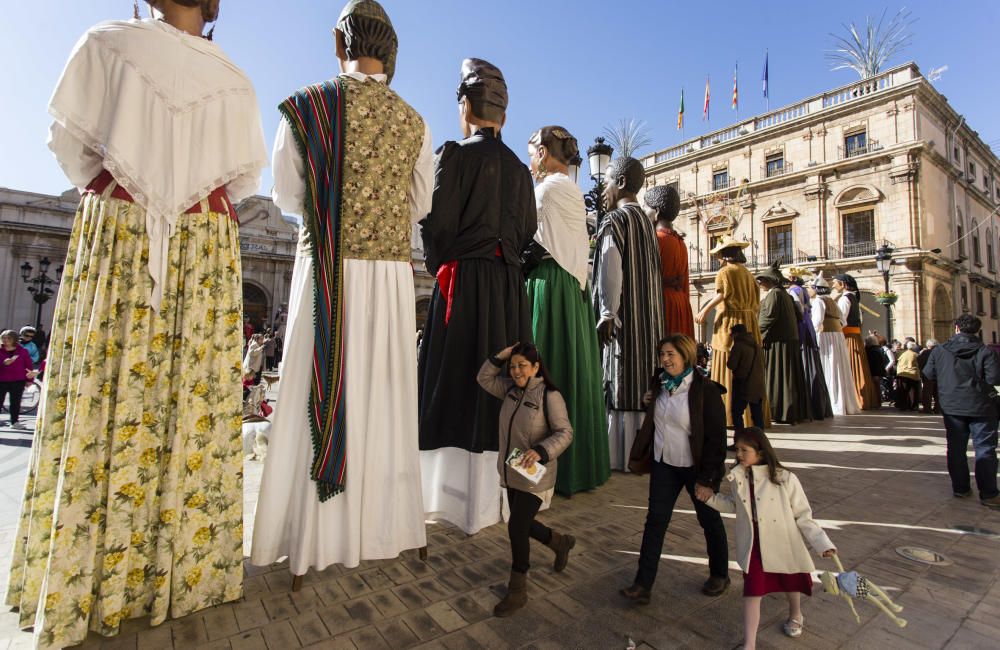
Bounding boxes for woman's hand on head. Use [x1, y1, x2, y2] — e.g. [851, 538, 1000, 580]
[496, 344, 519, 361]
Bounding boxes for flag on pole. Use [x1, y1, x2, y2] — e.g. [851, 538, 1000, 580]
[762, 50, 769, 99]
[677, 88, 684, 130]
[703, 76, 710, 121]
[732, 63, 738, 111]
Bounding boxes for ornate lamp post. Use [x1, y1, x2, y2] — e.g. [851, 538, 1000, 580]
[583, 137, 613, 233]
[20, 257, 63, 331]
[874, 244, 895, 342]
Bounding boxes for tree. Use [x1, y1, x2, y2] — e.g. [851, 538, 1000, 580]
[826, 8, 915, 79]
[603, 118, 652, 160]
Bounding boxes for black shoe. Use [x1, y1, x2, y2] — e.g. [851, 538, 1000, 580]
[954, 490, 973, 498]
[619, 583, 651, 605]
[702, 575, 731, 596]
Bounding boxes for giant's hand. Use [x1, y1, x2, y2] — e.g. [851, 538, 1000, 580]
[597, 320, 616, 347]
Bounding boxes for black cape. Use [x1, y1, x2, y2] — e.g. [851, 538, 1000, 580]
[418, 128, 537, 452]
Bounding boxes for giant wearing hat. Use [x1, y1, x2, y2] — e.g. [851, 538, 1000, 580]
[695, 233, 770, 428]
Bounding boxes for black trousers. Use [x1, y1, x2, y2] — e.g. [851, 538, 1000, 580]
[0, 380, 26, 423]
[730, 396, 765, 433]
[635, 461, 728, 589]
[507, 488, 552, 574]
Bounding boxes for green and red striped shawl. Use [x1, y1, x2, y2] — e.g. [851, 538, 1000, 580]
[278, 80, 349, 502]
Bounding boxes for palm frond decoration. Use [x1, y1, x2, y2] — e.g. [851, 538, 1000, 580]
[826, 8, 915, 79]
[603, 118, 653, 159]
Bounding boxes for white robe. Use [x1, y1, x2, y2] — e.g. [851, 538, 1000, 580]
[250, 72, 434, 574]
[811, 298, 860, 416]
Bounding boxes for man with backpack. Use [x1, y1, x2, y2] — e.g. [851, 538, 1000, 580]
[922, 314, 1000, 508]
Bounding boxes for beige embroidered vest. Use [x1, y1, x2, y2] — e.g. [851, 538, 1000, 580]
[338, 76, 424, 261]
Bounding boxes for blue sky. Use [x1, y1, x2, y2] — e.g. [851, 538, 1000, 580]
[2, 1, 998, 196]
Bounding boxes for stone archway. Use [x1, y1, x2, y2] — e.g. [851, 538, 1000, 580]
[415, 296, 431, 332]
[932, 285, 953, 343]
[243, 282, 270, 333]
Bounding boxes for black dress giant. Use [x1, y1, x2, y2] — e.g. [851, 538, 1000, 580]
[418, 127, 537, 533]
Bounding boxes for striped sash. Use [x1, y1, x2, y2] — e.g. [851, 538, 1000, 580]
[279, 80, 349, 501]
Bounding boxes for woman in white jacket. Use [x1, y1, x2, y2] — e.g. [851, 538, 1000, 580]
[699, 427, 836, 648]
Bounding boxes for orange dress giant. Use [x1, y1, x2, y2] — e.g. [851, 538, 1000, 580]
[656, 226, 695, 338]
[709, 263, 770, 427]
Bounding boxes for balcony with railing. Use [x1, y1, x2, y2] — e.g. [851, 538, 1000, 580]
[838, 139, 883, 160]
[761, 160, 793, 178]
[707, 176, 738, 193]
[827, 238, 895, 260]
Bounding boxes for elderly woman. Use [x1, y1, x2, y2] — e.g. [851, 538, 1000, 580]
[895, 341, 922, 410]
[478, 343, 574, 616]
[524, 125, 608, 496]
[621, 334, 730, 604]
[696, 235, 768, 428]
[0, 330, 35, 429]
[6, 2, 266, 645]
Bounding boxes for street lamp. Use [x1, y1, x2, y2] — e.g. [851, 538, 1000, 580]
[21, 256, 63, 331]
[875, 244, 894, 342]
[583, 137, 613, 233]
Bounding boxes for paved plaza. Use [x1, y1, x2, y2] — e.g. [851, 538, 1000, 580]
[1, 407, 999, 649]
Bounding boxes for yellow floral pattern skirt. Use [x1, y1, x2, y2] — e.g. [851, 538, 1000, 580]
[5, 190, 244, 647]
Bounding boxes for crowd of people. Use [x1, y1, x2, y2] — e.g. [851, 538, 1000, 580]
[4, 1, 999, 649]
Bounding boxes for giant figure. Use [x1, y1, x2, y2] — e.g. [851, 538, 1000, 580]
[418, 58, 537, 533]
[593, 157, 664, 470]
[7, 2, 266, 645]
[251, 0, 433, 580]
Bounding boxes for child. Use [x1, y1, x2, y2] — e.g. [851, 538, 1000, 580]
[477, 343, 575, 616]
[726, 324, 766, 433]
[698, 427, 836, 648]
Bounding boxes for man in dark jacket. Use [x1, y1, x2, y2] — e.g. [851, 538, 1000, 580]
[727, 323, 765, 433]
[922, 315, 1000, 508]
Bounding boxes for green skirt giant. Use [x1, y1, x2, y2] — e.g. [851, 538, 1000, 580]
[526, 259, 610, 496]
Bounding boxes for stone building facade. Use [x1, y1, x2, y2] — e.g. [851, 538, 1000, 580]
[641, 62, 1000, 345]
[1, 187, 437, 336]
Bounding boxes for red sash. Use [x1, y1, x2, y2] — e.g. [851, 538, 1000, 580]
[85, 169, 238, 222]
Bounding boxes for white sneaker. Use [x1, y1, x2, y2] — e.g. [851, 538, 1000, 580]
[11, 421, 28, 430]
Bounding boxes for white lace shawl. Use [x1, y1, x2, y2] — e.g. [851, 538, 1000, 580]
[48, 18, 267, 310]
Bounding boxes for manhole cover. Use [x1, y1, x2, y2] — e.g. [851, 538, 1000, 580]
[952, 524, 1000, 538]
[895, 546, 952, 565]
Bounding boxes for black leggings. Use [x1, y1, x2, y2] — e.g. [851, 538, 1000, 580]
[507, 488, 553, 574]
[0, 380, 26, 423]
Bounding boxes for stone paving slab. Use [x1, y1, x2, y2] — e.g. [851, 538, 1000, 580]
[1, 410, 999, 648]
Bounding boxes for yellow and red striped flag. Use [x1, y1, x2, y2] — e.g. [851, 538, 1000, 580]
[703, 76, 710, 121]
[732, 63, 739, 111]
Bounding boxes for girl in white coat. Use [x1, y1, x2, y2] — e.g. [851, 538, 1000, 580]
[699, 427, 836, 648]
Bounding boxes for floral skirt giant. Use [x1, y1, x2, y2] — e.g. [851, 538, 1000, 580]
[5, 188, 245, 648]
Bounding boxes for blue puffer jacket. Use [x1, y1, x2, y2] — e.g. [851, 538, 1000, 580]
[922, 333, 1000, 418]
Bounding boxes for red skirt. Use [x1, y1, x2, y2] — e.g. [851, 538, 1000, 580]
[743, 521, 813, 597]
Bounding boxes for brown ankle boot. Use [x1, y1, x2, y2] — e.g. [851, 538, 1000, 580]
[546, 531, 576, 572]
[493, 571, 528, 617]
